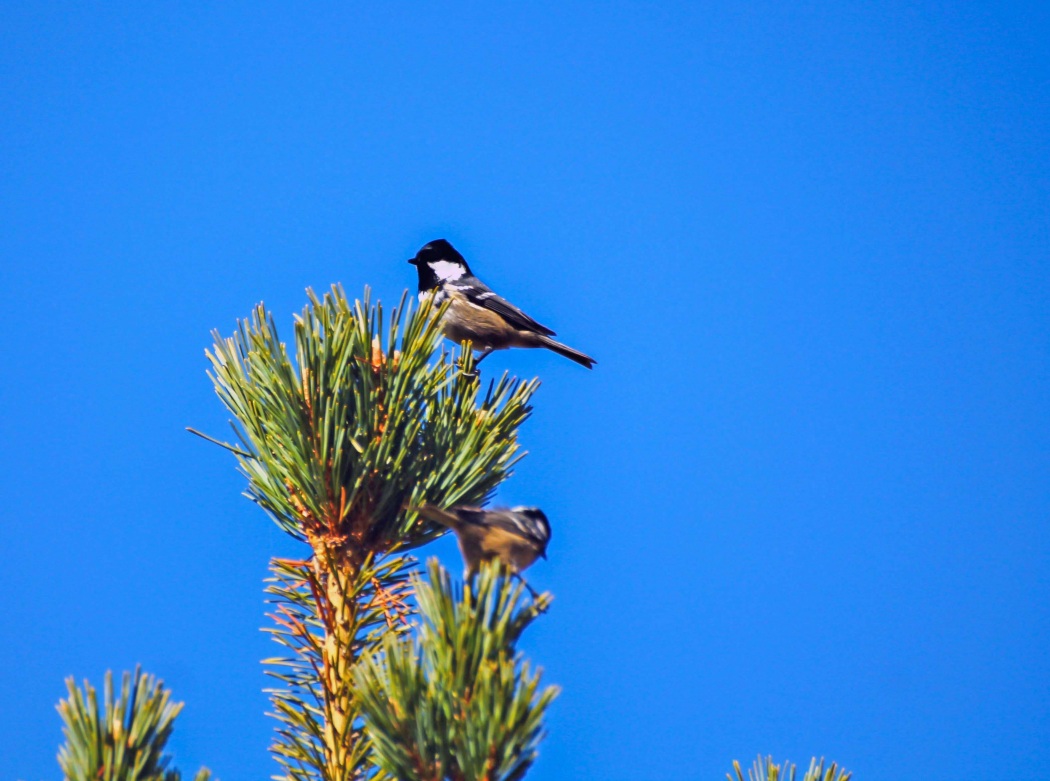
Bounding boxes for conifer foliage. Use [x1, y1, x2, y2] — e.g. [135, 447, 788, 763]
[354, 560, 558, 781]
[729, 755, 852, 781]
[57, 667, 210, 781]
[52, 284, 853, 781]
[203, 285, 547, 780]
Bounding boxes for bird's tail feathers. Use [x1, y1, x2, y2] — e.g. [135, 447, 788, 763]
[411, 504, 463, 529]
[537, 336, 596, 369]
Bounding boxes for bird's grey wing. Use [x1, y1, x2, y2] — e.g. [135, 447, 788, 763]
[459, 278, 557, 336]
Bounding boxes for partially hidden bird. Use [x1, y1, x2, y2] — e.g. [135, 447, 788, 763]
[408, 239, 596, 368]
[413, 504, 552, 575]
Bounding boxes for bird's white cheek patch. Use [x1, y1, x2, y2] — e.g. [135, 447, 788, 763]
[429, 260, 465, 281]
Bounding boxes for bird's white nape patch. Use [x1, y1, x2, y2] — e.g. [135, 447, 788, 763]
[428, 260, 466, 281]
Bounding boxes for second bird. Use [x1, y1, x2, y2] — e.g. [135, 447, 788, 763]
[408, 239, 596, 368]
[413, 504, 552, 575]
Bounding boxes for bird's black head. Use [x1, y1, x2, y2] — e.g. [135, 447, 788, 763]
[407, 239, 473, 291]
[515, 507, 551, 558]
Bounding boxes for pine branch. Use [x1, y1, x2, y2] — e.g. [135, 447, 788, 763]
[56, 667, 212, 781]
[202, 286, 540, 780]
[264, 554, 415, 781]
[729, 756, 852, 781]
[354, 559, 559, 781]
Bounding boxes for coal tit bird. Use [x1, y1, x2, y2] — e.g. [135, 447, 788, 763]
[408, 239, 596, 369]
[413, 504, 551, 575]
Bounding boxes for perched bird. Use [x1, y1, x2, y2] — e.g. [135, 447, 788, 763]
[408, 239, 596, 369]
[413, 504, 552, 575]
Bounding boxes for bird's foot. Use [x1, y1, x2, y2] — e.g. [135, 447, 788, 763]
[458, 347, 492, 379]
[513, 572, 542, 602]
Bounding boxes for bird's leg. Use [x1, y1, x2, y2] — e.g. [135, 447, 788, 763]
[513, 571, 540, 601]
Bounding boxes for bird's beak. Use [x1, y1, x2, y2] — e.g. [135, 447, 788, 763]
[541, 550, 548, 560]
[407, 257, 417, 265]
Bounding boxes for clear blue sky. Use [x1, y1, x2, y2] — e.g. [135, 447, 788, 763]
[1, 3, 1047, 779]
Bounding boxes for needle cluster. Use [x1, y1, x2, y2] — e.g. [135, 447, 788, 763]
[56, 668, 211, 781]
[354, 560, 558, 781]
[729, 755, 853, 781]
[206, 286, 537, 553]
